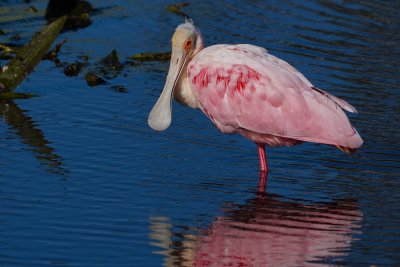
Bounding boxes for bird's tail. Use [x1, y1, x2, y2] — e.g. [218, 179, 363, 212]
[335, 145, 358, 154]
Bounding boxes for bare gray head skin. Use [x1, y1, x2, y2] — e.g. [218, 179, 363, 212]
[148, 19, 203, 131]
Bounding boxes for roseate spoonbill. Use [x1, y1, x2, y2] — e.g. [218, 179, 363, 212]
[148, 20, 363, 184]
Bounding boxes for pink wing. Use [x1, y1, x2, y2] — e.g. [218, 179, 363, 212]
[187, 44, 363, 149]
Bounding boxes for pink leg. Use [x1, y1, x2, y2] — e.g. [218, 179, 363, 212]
[257, 143, 268, 193]
[258, 171, 267, 193]
[257, 143, 267, 172]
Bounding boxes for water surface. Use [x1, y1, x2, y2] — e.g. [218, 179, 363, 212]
[0, 0, 399, 266]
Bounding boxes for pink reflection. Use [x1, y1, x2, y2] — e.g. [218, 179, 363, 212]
[150, 195, 362, 267]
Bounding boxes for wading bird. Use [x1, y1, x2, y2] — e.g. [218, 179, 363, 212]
[148, 20, 362, 190]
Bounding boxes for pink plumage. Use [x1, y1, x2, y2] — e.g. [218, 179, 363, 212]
[148, 21, 363, 190]
[188, 44, 362, 149]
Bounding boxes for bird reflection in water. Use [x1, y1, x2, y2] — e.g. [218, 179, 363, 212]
[150, 193, 362, 266]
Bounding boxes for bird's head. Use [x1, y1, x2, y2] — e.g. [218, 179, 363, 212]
[148, 19, 203, 131]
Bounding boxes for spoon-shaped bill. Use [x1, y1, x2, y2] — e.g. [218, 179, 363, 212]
[148, 48, 187, 131]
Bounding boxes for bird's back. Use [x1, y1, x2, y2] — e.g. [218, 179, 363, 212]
[187, 44, 363, 149]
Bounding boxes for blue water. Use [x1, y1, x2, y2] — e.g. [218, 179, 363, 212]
[1, 0, 399, 266]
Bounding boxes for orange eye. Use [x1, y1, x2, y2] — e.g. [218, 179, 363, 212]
[184, 39, 192, 49]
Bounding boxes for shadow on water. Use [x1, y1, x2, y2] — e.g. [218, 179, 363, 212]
[0, 100, 66, 176]
[150, 192, 362, 267]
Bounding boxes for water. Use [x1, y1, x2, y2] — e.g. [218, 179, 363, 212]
[0, 0, 399, 266]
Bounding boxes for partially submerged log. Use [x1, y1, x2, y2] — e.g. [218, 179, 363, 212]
[0, 16, 67, 93]
[166, 2, 190, 17]
[129, 52, 171, 62]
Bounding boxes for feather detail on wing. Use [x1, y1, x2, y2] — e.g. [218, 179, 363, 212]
[188, 44, 363, 149]
[311, 87, 358, 114]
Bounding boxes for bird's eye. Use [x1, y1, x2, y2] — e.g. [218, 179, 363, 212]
[184, 39, 192, 49]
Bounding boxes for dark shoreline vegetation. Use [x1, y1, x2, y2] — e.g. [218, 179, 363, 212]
[0, 0, 188, 98]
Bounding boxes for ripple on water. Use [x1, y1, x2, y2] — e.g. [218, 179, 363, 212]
[1, 0, 400, 266]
